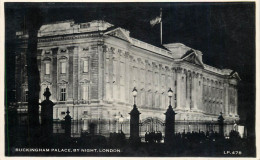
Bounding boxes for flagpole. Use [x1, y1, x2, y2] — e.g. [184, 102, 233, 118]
[160, 8, 162, 45]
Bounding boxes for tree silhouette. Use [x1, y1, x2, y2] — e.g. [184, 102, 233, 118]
[24, 4, 44, 144]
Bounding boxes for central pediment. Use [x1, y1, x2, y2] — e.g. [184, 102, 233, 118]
[181, 51, 204, 68]
[104, 28, 132, 43]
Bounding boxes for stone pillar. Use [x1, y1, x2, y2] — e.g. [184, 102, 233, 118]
[223, 82, 229, 116]
[186, 72, 190, 109]
[191, 73, 197, 110]
[125, 52, 130, 103]
[218, 112, 224, 137]
[40, 87, 55, 139]
[68, 47, 75, 101]
[234, 89, 238, 115]
[64, 109, 72, 138]
[98, 44, 105, 101]
[129, 104, 141, 143]
[176, 68, 185, 109]
[197, 75, 203, 111]
[73, 47, 79, 101]
[164, 105, 176, 144]
[51, 48, 58, 101]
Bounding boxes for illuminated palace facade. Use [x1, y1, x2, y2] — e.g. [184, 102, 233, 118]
[15, 20, 240, 137]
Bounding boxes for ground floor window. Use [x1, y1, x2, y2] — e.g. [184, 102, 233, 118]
[60, 88, 66, 101]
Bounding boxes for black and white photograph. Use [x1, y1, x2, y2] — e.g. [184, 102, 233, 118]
[4, 1, 256, 158]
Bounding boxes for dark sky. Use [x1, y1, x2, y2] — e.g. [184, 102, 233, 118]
[5, 2, 255, 123]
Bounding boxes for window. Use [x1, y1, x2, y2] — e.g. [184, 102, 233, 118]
[141, 70, 145, 83]
[155, 73, 159, 86]
[60, 88, 66, 101]
[61, 112, 66, 115]
[83, 60, 89, 73]
[61, 62, 66, 74]
[82, 85, 89, 100]
[25, 90, 28, 102]
[80, 23, 90, 28]
[161, 94, 165, 108]
[45, 63, 50, 75]
[120, 62, 125, 85]
[141, 92, 145, 106]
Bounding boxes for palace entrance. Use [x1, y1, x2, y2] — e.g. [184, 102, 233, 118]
[140, 117, 165, 135]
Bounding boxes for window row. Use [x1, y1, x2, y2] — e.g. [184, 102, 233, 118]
[38, 85, 90, 102]
[43, 59, 89, 75]
[59, 85, 90, 101]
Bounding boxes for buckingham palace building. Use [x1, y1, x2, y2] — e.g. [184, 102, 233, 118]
[15, 20, 240, 137]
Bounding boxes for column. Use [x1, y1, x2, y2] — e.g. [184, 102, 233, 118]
[51, 48, 58, 101]
[125, 52, 130, 103]
[223, 83, 229, 116]
[73, 47, 79, 101]
[191, 73, 197, 110]
[176, 68, 185, 109]
[185, 72, 190, 109]
[68, 46, 75, 101]
[98, 45, 104, 100]
[234, 88, 238, 115]
[198, 75, 203, 111]
[173, 70, 177, 108]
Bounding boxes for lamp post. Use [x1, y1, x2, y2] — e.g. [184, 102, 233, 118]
[218, 112, 224, 137]
[168, 88, 173, 106]
[132, 87, 137, 105]
[129, 87, 141, 143]
[164, 88, 176, 144]
[119, 115, 124, 133]
[114, 114, 120, 133]
[211, 119, 214, 131]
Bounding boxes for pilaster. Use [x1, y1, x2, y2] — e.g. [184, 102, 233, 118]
[68, 46, 75, 101]
[223, 82, 229, 116]
[51, 48, 58, 101]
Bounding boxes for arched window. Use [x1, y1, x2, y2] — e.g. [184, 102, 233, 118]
[83, 60, 89, 73]
[45, 63, 50, 75]
[58, 80, 68, 101]
[59, 56, 68, 74]
[61, 62, 66, 74]
[82, 85, 89, 100]
[42, 57, 51, 75]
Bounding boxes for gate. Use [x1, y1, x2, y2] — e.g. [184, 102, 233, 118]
[140, 117, 165, 137]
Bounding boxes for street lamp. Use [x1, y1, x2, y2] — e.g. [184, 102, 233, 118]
[168, 88, 173, 106]
[132, 87, 138, 106]
[164, 88, 177, 144]
[119, 115, 124, 133]
[129, 87, 141, 143]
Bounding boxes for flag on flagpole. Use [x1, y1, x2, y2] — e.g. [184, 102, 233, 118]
[150, 8, 162, 27]
[150, 8, 163, 44]
[150, 16, 161, 27]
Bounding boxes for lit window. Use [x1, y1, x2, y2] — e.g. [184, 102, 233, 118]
[61, 62, 66, 74]
[83, 60, 89, 73]
[82, 85, 89, 100]
[60, 88, 66, 101]
[45, 63, 50, 75]
[25, 90, 28, 102]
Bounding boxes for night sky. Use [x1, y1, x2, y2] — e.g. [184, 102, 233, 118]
[5, 2, 255, 126]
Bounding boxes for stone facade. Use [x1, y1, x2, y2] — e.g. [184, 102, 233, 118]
[15, 20, 240, 136]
